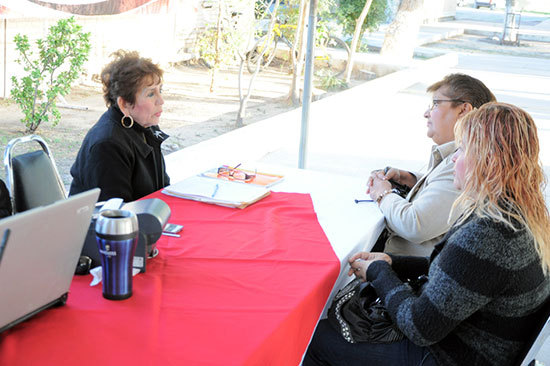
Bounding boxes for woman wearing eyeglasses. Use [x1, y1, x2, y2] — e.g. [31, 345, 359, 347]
[69, 50, 170, 202]
[305, 102, 550, 366]
[367, 73, 496, 256]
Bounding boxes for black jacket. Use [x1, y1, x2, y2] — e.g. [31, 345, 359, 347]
[69, 107, 170, 202]
[0, 179, 12, 218]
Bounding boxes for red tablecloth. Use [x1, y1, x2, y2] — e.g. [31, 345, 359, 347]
[0, 192, 340, 366]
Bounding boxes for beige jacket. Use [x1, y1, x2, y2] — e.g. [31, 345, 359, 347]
[380, 141, 461, 256]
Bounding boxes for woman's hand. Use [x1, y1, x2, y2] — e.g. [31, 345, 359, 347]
[381, 167, 401, 182]
[366, 168, 382, 194]
[348, 252, 392, 282]
[366, 167, 417, 197]
[367, 173, 392, 201]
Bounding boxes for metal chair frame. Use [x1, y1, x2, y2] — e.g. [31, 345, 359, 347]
[3, 135, 67, 213]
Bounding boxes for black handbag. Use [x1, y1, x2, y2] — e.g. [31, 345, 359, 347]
[327, 276, 428, 344]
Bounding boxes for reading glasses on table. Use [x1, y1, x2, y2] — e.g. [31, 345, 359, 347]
[217, 164, 257, 182]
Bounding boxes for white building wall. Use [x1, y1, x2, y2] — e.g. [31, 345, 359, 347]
[423, 0, 457, 23]
[0, 0, 255, 98]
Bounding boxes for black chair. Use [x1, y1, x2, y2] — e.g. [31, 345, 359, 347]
[3, 135, 67, 213]
[517, 296, 550, 366]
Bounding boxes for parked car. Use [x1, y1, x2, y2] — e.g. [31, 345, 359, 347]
[474, 0, 497, 10]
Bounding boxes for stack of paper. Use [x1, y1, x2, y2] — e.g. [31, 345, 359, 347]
[162, 175, 271, 209]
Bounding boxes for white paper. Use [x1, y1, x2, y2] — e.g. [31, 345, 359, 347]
[99, 197, 124, 212]
[89, 266, 141, 286]
[161, 175, 270, 209]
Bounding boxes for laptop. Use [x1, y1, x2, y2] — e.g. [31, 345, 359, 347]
[0, 188, 100, 333]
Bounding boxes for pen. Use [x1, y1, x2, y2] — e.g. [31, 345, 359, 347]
[162, 232, 181, 238]
[211, 183, 219, 197]
[355, 199, 374, 203]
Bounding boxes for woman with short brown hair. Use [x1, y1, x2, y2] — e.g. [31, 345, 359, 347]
[70, 50, 170, 202]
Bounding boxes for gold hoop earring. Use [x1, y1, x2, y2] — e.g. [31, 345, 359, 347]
[121, 115, 134, 129]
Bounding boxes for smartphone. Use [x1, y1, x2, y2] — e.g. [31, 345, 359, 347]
[163, 223, 184, 234]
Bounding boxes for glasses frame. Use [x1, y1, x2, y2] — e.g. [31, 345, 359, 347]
[428, 99, 465, 111]
[217, 166, 256, 182]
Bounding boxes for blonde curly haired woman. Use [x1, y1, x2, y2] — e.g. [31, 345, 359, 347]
[304, 103, 550, 366]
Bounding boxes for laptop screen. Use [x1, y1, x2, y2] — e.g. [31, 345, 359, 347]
[0, 188, 99, 333]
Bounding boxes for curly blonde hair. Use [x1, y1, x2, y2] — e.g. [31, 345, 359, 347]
[453, 102, 550, 273]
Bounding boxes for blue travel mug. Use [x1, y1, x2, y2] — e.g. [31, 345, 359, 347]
[95, 209, 139, 300]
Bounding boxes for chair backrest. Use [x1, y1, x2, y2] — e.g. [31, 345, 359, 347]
[517, 296, 550, 366]
[3, 135, 67, 213]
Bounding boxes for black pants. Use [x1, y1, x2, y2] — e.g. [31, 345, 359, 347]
[303, 320, 438, 366]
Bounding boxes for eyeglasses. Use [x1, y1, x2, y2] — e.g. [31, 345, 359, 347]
[217, 165, 256, 182]
[428, 99, 465, 111]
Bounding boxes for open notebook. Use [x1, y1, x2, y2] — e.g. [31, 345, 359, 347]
[162, 175, 270, 209]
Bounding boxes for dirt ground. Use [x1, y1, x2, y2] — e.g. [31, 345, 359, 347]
[1, 31, 548, 189]
[0, 63, 360, 187]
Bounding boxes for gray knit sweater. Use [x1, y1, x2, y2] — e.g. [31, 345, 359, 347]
[368, 215, 550, 366]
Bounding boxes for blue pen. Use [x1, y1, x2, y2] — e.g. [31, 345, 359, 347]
[211, 183, 219, 198]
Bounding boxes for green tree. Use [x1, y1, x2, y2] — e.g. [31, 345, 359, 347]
[342, 0, 376, 83]
[380, 0, 424, 60]
[11, 17, 91, 133]
[195, 0, 253, 92]
[335, 0, 387, 40]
